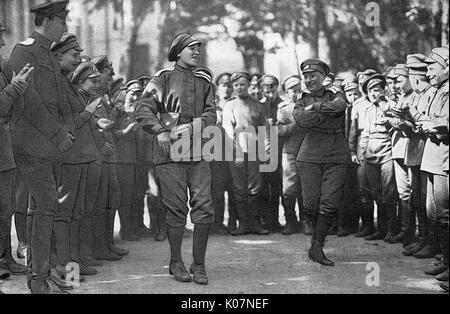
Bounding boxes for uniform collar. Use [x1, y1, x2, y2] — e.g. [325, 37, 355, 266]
[310, 87, 326, 97]
[436, 78, 449, 91]
[175, 64, 194, 73]
[32, 31, 54, 49]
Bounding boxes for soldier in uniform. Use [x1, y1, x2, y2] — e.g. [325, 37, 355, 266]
[222, 70, 270, 237]
[293, 59, 351, 266]
[338, 81, 363, 237]
[260, 75, 283, 232]
[418, 48, 449, 289]
[0, 21, 32, 288]
[73, 62, 123, 261]
[135, 34, 216, 285]
[249, 73, 263, 102]
[359, 74, 399, 243]
[385, 64, 417, 245]
[402, 54, 438, 257]
[349, 69, 377, 237]
[277, 75, 311, 235]
[6, 0, 75, 294]
[51, 34, 118, 280]
[210, 72, 237, 234]
[113, 80, 143, 242]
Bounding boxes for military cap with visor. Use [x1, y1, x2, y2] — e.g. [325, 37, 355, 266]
[230, 70, 251, 83]
[281, 75, 302, 92]
[125, 79, 143, 93]
[51, 33, 83, 54]
[424, 47, 449, 68]
[91, 55, 115, 75]
[363, 73, 386, 94]
[406, 54, 428, 76]
[30, 0, 70, 19]
[215, 72, 232, 86]
[301, 59, 330, 76]
[393, 64, 409, 77]
[260, 74, 280, 87]
[357, 69, 377, 84]
[71, 62, 101, 85]
[168, 33, 201, 62]
[344, 82, 359, 93]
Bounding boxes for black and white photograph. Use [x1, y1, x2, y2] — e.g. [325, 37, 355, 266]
[0, 0, 448, 298]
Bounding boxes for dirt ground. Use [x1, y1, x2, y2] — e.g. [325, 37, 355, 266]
[0, 215, 446, 295]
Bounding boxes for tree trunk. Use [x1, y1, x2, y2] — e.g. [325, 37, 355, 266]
[442, 0, 449, 47]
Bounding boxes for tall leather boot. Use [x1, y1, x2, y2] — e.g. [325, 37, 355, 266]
[0, 233, 27, 275]
[14, 212, 27, 259]
[29, 215, 67, 295]
[337, 206, 351, 238]
[356, 202, 375, 237]
[249, 196, 269, 235]
[384, 204, 398, 243]
[132, 200, 152, 239]
[299, 210, 314, 236]
[79, 215, 103, 267]
[106, 210, 129, 256]
[155, 205, 167, 242]
[190, 224, 210, 285]
[435, 223, 449, 282]
[309, 215, 335, 266]
[414, 222, 441, 259]
[366, 204, 387, 241]
[390, 200, 414, 245]
[230, 199, 251, 236]
[147, 195, 157, 235]
[69, 220, 97, 276]
[167, 226, 191, 282]
[282, 199, 299, 235]
[227, 191, 238, 232]
[118, 205, 139, 242]
[404, 205, 429, 255]
[93, 214, 122, 261]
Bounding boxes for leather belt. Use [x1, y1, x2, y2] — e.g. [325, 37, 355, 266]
[311, 128, 344, 135]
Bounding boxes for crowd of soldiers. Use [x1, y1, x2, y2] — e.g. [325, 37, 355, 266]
[0, 0, 448, 294]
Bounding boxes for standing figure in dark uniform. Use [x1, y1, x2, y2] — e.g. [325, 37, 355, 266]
[113, 80, 143, 241]
[6, 0, 76, 294]
[135, 34, 216, 285]
[277, 75, 309, 235]
[260, 75, 283, 233]
[51, 34, 115, 279]
[0, 21, 32, 290]
[293, 59, 351, 266]
[73, 62, 123, 261]
[210, 72, 237, 234]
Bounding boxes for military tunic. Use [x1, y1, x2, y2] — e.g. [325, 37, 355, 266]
[277, 99, 306, 223]
[260, 96, 284, 229]
[348, 97, 373, 203]
[294, 88, 351, 218]
[135, 65, 216, 227]
[222, 95, 269, 228]
[0, 60, 20, 243]
[420, 80, 449, 223]
[6, 31, 75, 283]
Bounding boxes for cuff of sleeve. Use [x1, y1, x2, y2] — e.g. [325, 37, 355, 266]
[5, 84, 21, 100]
[50, 127, 68, 147]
